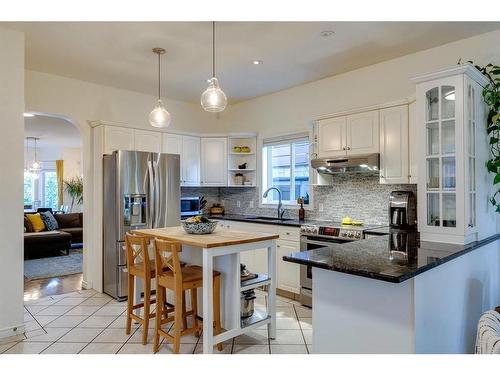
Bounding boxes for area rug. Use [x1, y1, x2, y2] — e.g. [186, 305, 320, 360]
[24, 249, 83, 280]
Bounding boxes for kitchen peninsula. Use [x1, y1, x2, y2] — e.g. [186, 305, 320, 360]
[284, 232, 500, 353]
[132, 226, 279, 354]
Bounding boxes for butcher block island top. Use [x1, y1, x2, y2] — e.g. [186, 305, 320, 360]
[132, 226, 279, 248]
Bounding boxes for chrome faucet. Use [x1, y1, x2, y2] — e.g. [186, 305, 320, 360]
[263, 187, 285, 219]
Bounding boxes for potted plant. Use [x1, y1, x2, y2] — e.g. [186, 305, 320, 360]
[64, 176, 83, 213]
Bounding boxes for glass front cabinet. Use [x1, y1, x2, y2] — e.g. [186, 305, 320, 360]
[414, 64, 494, 244]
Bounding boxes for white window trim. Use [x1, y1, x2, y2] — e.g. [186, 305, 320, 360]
[258, 131, 314, 210]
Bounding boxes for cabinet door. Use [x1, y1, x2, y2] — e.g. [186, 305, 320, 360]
[103, 126, 134, 154]
[201, 137, 227, 186]
[408, 101, 418, 184]
[181, 136, 200, 186]
[162, 133, 183, 154]
[277, 239, 300, 294]
[379, 105, 409, 184]
[134, 129, 162, 153]
[317, 117, 346, 158]
[346, 110, 379, 155]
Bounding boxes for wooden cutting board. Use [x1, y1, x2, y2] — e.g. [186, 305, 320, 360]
[132, 226, 279, 248]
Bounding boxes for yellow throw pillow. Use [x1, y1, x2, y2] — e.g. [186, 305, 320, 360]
[26, 213, 46, 232]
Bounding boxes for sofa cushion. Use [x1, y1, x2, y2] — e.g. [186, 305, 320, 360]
[60, 227, 83, 243]
[24, 216, 34, 233]
[40, 211, 59, 231]
[24, 230, 72, 245]
[26, 213, 46, 232]
[54, 213, 81, 228]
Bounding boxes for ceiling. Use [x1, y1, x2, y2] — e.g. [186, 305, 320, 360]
[5, 22, 500, 103]
[25, 114, 81, 148]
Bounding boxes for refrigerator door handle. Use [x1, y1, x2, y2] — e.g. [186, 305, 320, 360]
[148, 159, 155, 228]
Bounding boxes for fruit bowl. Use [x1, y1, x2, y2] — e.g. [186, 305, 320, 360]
[181, 218, 218, 234]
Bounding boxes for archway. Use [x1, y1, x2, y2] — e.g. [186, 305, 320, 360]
[23, 111, 93, 299]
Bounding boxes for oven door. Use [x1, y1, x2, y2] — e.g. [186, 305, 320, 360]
[299, 235, 350, 290]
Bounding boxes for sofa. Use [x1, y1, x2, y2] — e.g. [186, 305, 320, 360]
[24, 212, 83, 259]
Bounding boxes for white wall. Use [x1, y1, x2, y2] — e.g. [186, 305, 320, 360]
[0, 27, 25, 339]
[216, 29, 500, 136]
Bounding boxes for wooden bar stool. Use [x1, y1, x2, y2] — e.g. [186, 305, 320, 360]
[125, 233, 186, 345]
[152, 239, 223, 354]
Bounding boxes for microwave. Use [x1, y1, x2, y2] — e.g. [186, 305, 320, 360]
[181, 196, 202, 218]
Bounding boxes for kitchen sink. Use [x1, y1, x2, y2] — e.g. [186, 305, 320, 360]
[244, 215, 293, 222]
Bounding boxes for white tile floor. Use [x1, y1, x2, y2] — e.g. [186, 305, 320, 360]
[1, 289, 312, 354]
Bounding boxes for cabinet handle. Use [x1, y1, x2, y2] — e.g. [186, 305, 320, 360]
[347, 147, 351, 150]
[286, 232, 290, 235]
[380, 175, 385, 178]
[277, 245, 281, 248]
[342, 147, 346, 150]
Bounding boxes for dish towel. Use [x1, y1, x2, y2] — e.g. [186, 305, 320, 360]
[475, 309, 500, 354]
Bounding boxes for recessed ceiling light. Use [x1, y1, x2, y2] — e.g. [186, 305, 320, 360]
[24, 113, 35, 118]
[320, 30, 335, 38]
[252, 60, 263, 65]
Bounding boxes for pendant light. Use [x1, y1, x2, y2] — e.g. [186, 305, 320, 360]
[28, 137, 40, 179]
[201, 21, 227, 112]
[149, 47, 171, 128]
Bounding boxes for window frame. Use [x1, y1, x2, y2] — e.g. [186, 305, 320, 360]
[259, 132, 313, 209]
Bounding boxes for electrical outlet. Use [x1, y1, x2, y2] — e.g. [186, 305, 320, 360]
[237, 201, 241, 208]
[319, 203, 324, 212]
[249, 201, 254, 208]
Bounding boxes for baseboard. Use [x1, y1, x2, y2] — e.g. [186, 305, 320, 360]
[0, 324, 25, 341]
[277, 288, 300, 301]
[82, 279, 91, 290]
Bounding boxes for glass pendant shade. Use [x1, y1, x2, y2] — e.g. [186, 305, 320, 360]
[149, 99, 171, 128]
[201, 77, 227, 112]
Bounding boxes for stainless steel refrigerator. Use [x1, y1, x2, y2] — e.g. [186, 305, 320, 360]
[103, 150, 180, 300]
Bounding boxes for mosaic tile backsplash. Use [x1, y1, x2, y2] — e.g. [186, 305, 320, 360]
[182, 173, 417, 225]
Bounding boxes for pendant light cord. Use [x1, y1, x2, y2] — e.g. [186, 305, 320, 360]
[158, 51, 161, 101]
[212, 21, 216, 78]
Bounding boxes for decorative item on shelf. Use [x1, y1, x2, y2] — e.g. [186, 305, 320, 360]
[243, 181, 252, 186]
[234, 173, 244, 185]
[201, 21, 227, 112]
[232, 146, 251, 153]
[297, 196, 305, 221]
[233, 146, 241, 153]
[238, 162, 248, 170]
[240, 146, 251, 153]
[209, 203, 224, 216]
[181, 215, 218, 234]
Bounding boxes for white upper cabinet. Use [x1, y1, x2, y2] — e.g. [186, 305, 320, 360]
[414, 64, 493, 244]
[408, 101, 418, 184]
[134, 129, 161, 153]
[201, 137, 227, 186]
[317, 110, 379, 158]
[379, 105, 409, 184]
[181, 135, 201, 186]
[162, 133, 183, 155]
[317, 117, 346, 158]
[103, 126, 134, 154]
[346, 110, 379, 154]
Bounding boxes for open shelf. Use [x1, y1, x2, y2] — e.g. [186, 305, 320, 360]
[241, 308, 271, 329]
[228, 168, 256, 172]
[230, 152, 255, 155]
[241, 273, 271, 292]
[227, 184, 256, 188]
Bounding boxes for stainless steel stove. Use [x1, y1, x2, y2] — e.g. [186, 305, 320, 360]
[299, 222, 377, 307]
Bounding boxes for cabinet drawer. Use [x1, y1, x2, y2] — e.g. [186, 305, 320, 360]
[277, 226, 300, 242]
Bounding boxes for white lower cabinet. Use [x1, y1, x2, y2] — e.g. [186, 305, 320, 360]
[276, 239, 300, 294]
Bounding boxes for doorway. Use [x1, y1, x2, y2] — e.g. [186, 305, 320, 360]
[23, 113, 84, 301]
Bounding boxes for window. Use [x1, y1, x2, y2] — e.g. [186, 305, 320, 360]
[262, 134, 310, 206]
[23, 168, 59, 210]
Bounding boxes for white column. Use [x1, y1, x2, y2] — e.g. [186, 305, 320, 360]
[202, 249, 214, 353]
[267, 240, 277, 339]
[0, 27, 25, 339]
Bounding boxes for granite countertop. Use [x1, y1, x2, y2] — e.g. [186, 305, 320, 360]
[283, 232, 500, 283]
[208, 213, 312, 227]
[209, 213, 387, 229]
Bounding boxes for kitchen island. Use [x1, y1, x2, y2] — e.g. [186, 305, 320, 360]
[284, 232, 500, 353]
[133, 226, 279, 354]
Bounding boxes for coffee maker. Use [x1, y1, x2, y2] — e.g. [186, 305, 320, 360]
[388, 191, 416, 229]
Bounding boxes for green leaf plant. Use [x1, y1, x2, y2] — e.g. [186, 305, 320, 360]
[467, 61, 500, 213]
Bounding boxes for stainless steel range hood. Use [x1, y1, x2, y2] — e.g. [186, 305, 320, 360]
[311, 154, 380, 175]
